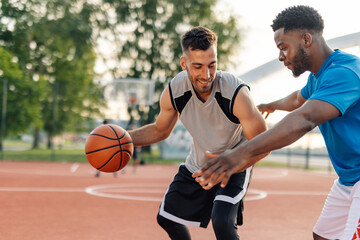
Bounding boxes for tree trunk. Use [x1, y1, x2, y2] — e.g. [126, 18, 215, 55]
[32, 128, 40, 149]
[47, 132, 52, 149]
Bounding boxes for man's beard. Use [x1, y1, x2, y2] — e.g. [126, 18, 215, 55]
[292, 46, 310, 77]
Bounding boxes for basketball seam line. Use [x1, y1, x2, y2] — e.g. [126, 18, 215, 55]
[108, 125, 125, 171]
[85, 142, 132, 155]
[90, 133, 129, 141]
[97, 150, 132, 170]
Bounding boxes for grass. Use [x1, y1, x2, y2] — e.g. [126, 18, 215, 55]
[0, 148, 183, 164]
[1, 148, 88, 162]
[0, 141, 331, 172]
[0, 138, 183, 163]
[2, 139, 33, 148]
[0, 148, 323, 171]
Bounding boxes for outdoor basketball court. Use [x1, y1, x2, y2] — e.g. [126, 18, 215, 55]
[0, 161, 337, 240]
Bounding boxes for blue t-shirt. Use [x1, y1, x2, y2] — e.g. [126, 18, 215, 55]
[301, 50, 360, 186]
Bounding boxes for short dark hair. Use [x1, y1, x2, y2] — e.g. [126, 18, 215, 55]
[271, 5, 324, 33]
[181, 26, 217, 53]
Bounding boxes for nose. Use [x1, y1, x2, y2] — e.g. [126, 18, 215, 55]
[278, 51, 285, 62]
[201, 67, 211, 80]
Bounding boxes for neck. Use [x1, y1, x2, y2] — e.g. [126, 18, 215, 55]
[195, 90, 211, 103]
[310, 39, 334, 74]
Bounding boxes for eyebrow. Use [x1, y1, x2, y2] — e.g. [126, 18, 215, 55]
[191, 61, 217, 66]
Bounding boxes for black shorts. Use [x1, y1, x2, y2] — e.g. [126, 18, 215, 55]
[158, 164, 252, 228]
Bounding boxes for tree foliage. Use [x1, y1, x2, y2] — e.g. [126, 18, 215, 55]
[95, 0, 243, 127]
[0, 47, 43, 135]
[0, 0, 243, 150]
[0, 0, 104, 147]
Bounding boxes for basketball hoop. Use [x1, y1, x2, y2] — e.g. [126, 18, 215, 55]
[129, 97, 137, 104]
[128, 97, 138, 108]
[127, 91, 138, 107]
[103, 78, 154, 119]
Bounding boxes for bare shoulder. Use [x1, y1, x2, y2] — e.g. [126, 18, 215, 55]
[234, 86, 254, 107]
[160, 86, 176, 111]
[233, 86, 263, 120]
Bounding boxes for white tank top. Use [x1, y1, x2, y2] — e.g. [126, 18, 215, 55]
[169, 70, 249, 173]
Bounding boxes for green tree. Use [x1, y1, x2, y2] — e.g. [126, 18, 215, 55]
[0, 0, 243, 152]
[95, 0, 243, 151]
[0, 0, 104, 148]
[0, 47, 43, 138]
[97, 0, 242, 115]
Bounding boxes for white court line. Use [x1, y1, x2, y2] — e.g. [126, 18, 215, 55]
[85, 184, 165, 202]
[0, 168, 173, 179]
[253, 169, 288, 179]
[0, 169, 90, 177]
[84, 183, 269, 202]
[85, 184, 167, 202]
[0, 187, 84, 192]
[0, 185, 328, 201]
[70, 163, 80, 173]
[100, 189, 165, 193]
[245, 189, 268, 201]
[294, 170, 337, 178]
[266, 190, 329, 196]
[0, 166, 330, 202]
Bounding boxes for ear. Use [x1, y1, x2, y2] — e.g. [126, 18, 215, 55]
[180, 56, 187, 71]
[303, 33, 312, 47]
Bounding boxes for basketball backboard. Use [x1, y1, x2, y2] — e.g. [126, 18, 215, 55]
[103, 78, 155, 120]
[105, 78, 155, 106]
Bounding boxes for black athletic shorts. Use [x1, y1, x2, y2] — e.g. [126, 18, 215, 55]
[158, 164, 252, 228]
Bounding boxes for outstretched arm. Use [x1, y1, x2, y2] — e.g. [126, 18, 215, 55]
[194, 99, 340, 188]
[128, 86, 179, 146]
[257, 90, 306, 118]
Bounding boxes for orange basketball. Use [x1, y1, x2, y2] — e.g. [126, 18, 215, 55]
[85, 124, 134, 172]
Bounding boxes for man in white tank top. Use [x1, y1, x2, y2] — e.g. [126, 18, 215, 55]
[128, 26, 268, 240]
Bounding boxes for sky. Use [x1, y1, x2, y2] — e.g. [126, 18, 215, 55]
[218, 0, 360, 75]
[102, 1, 360, 128]
[216, 0, 360, 111]
[216, 0, 360, 148]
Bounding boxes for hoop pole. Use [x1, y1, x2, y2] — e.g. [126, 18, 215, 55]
[0, 79, 7, 159]
[51, 81, 58, 161]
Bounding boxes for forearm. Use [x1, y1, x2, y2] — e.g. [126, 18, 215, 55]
[236, 109, 316, 162]
[193, 112, 314, 189]
[128, 123, 170, 146]
[268, 90, 302, 112]
[246, 152, 270, 168]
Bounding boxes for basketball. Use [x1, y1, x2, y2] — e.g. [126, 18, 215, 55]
[85, 124, 134, 172]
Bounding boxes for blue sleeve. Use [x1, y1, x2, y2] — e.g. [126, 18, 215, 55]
[300, 76, 313, 100]
[307, 68, 360, 115]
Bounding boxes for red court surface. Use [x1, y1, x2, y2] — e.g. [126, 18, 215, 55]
[0, 161, 337, 240]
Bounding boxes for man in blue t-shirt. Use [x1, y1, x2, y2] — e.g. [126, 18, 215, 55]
[193, 5, 360, 240]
